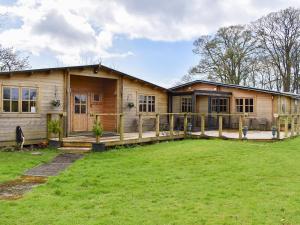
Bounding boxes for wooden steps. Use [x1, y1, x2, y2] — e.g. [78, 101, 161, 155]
[58, 147, 91, 154]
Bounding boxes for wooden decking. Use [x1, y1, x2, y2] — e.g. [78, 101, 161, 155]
[53, 129, 294, 151]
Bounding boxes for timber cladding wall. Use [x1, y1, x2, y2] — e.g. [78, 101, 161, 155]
[0, 71, 65, 144]
[122, 78, 168, 132]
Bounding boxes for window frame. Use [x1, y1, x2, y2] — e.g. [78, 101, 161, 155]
[1, 85, 39, 114]
[21, 87, 38, 113]
[181, 96, 192, 113]
[92, 93, 102, 104]
[2, 86, 20, 113]
[211, 97, 228, 113]
[235, 97, 255, 113]
[138, 94, 156, 113]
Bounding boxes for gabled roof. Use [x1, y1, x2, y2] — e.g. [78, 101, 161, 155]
[170, 80, 300, 99]
[0, 64, 168, 92]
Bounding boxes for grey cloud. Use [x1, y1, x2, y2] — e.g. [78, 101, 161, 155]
[32, 10, 95, 46]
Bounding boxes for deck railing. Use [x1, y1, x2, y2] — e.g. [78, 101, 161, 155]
[47, 112, 300, 143]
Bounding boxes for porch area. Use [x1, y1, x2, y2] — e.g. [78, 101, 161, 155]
[49, 112, 299, 151]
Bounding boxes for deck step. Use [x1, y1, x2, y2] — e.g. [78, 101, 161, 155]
[58, 147, 91, 153]
[62, 142, 92, 148]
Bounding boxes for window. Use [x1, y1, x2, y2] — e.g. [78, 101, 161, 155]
[236, 98, 254, 113]
[138, 95, 155, 113]
[22, 88, 37, 112]
[211, 98, 228, 113]
[74, 94, 87, 114]
[3, 87, 19, 112]
[93, 93, 102, 103]
[181, 97, 192, 112]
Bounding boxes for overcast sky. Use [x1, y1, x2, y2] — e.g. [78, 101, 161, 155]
[1, 0, 300, 87]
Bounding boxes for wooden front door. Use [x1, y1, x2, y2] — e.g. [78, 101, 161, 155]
[72, 93, 88, 132]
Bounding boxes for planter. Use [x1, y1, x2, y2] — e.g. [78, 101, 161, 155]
[92, 143, 106, 152]
[48, 140, 62, 148]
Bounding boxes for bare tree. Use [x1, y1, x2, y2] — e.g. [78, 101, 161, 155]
[190, 25, 257, 85]
[252, 7, 300, 92]
[0, 45, 30, 72]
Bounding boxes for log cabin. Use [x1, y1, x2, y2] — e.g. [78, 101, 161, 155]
[0, 64, 299, 146]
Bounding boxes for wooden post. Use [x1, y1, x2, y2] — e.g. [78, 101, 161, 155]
[156, 114, 160, 138]
[119, 114, 124, 141]
[96, 115, 100, 143]
[139, 113, 143, 140]
[297, 115, 300, 136]
[47, 113, 51, 140]
[170, 114, 174, 137]
[276, 116, 281, 139]
[59, 113, 64, 142]
[218, 115, 223, 137]
[291, 115, 295, 137]
[284, 116, 289, 138]
[184, 113, 188, 137]
[239, 116, 243, 139]
[201, 113, 205, 136]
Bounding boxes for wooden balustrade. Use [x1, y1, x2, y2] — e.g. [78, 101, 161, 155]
[284, 117, 289, 138]
[201, 114, 205, 136]
[156, 114, 160, 138]
[139, 114, 143, 140]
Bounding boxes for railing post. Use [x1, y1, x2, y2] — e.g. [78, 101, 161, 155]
[170, 114, 174, 137]
[119, 114, 124, 141]
[184, 113, 188, 137]
[156, 114, 160, 138]
[284, 116, 289, 138]
[47, 113, 51, 140]
[277, 116, 281, 139]
[297, 115, 300, 136]
[59, 113, 64, 142]
[139, 113, 143, 140]
[218, 115, 223, 137]
[201, 113, 205, 136]
[96, 115, 100, 143]
[291, 115, 295, 137]
[239, 115, 243, 139]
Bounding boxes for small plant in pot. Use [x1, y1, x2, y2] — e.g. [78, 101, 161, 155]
[127, 102, 134, 109]
[51, 99, 61, 108]
[92, 119, 105, 152]
[48, 119, 62, 148]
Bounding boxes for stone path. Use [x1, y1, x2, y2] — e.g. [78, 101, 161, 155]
[0, 153, 84, 200]
[24, 153, 84, 176]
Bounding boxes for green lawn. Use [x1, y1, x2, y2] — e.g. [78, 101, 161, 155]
[0, 150, 57, 183]
[1, 139, 300, 224]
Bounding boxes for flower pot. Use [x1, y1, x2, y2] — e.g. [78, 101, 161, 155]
[48, 140, 62, 148]
[92, 143, 106, 152]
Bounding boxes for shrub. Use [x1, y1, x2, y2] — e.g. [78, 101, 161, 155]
[48, 119, 61, 136]
[92, 119, 103, 143]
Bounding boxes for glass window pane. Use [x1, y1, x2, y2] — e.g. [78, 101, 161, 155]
[75, 95, 80, 104]
[250, 99, 253, 105]
[22, 88, 30, 100]
[11, 88, 19, 101]
[30, 89, 37, 101]
[3, 88, 10, 99]
[81, 95, 87, 104]
[75, 105, 80, 114]
[81, 105, 86, 114]
[12, 101, 18, 112]
[22, 101, 29, 112]
[30, 101, 37, 112]
[3, 100, 10, 112]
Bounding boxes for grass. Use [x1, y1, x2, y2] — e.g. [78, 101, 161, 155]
[1, 139, 300, 224]
[0, 149, 57, 183]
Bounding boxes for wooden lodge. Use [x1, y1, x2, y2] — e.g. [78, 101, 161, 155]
[0, 64, 300, 147]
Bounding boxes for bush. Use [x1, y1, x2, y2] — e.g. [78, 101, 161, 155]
[48, 119, 61, 136]
[92, 119, 103, 143]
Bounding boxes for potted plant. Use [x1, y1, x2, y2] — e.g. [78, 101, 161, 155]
[92, 119, 105, 151]
[48, 119, 62, 148]
[127, 102, 134, 109]
[271, 126, 277, 139]
[51, 99, 61, 108]
[242, 126, 248, 139]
